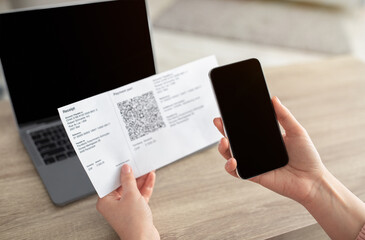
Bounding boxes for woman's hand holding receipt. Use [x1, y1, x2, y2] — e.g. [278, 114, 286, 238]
[214, 96, 365, 240]
[96, 165, 160, 240]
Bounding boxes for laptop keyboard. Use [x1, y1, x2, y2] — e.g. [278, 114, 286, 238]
[30, 125, 76, 165]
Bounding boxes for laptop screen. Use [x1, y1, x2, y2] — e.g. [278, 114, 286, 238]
[0, 0, 156, 126]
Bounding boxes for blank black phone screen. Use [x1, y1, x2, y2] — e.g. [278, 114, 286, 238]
[210, 59, 288, 179]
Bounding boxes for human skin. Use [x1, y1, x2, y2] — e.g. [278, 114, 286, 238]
[96, 96, 365, 240]
[214, 96, 365, 240]
[96, 164, 160, 240]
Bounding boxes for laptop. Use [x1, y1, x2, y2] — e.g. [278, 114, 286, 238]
[0, 0, 156, 206]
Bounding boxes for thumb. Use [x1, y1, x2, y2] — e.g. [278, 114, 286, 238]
[272, 96, 305, 137]
[120, 164, 138, 194]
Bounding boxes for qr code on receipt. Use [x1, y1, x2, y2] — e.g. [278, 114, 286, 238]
[117, 91, 166, 141]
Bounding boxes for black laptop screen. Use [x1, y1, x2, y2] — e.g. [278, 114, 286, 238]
[0, 0, 155, 125]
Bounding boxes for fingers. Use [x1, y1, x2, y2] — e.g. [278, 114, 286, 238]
[97, 167, 155, 212]
[213, 118, 226, 137]
[214, 117, 231, 160]
[120, 164, 137, 194]
[272, 96, 305, 137]
[96, 189, 120, 212]
[139, 172, 156, 203]
[218, 137, 232, 160]
[136, 173, 149, 190]
[96, 190, 121, 212]
[214, 118, 237, 178]
[225, 158, 238, 178]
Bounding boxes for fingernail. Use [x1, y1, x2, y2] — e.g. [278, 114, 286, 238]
[276, 96, 281, 104]
[122, 164, 131, 174]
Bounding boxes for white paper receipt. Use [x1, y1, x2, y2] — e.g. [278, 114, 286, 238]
[58, 56, 221, 198]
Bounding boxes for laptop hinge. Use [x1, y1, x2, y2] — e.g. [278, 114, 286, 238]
[19, 115, 60, 129]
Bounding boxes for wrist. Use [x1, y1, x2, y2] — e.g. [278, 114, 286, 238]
[299, 168, 331, 209]
[300, 168, 365, 240]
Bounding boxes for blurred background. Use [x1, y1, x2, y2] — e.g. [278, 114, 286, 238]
[0, 0, 364, 100]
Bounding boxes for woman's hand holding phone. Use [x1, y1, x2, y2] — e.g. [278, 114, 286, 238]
[214, 96, 325, 205]
[214, 96, 365, 240]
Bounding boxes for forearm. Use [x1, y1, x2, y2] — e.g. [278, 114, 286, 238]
[303, 168, 365, 240]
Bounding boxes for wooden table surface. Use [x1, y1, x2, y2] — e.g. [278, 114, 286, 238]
[1, 56, 365, 240]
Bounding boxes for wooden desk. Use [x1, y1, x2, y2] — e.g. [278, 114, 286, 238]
[1, 57, 365, 239]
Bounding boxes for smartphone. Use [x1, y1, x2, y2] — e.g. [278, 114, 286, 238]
[209, 58, 288, 179]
